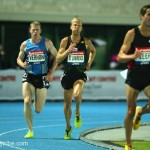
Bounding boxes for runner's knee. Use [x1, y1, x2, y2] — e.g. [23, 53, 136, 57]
[74, 92, 82, 100]
[127, 109, 135, 119]
[35, 107, 42, 113]
[64, 101, 72, 109]
[24, 99, 31, 106]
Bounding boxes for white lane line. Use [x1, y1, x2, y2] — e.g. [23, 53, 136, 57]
[0, 124, 65, 136]
[0, 124, 64, 150]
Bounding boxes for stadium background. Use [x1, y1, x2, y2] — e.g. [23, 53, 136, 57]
[0, 0, 149, 70]
[0, 1, 150, 150]
[0, 0, 149, 101]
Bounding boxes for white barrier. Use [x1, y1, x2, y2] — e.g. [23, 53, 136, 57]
[0, 69, 146, 101]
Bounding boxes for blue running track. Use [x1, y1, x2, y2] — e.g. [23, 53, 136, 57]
[0, 100, 149, 150]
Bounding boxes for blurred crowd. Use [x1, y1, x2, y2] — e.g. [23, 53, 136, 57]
[0, 44, 5, 69]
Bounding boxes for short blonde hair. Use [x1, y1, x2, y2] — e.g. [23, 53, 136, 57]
[29, 21, 41, 28]
[71, 18, 82, 25]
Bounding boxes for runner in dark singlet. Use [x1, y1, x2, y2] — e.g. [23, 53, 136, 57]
[117, 5, 150, 150]
[56, 18, 96, 140]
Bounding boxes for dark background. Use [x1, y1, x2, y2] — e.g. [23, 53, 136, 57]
[0, 21, 135, 70]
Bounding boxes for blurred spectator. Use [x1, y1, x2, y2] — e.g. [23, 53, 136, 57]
[109, 54, 118, 69]
[0, 44, 5, 69]
[109, 54, 126, 70]
[91, 38, 107, 70]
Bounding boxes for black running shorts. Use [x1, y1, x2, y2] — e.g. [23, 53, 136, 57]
[125, 69, 150, 91]
[60, 71, 87, 90]
[22, 72, 50, 89]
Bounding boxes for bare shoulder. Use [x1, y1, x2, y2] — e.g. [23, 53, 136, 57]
[61, 37, 68, 43]
[45, 38, 53, 44]
[22, 41, 26, 46]
[83, 37, 96, 52]
[20, 41, 26, 50]
[45, 38, 53, 49]
[83, 37, 90, 42]
[60, 37, 68, 48]
[83, 37, 91, 46]
[45, 38, 57, 53]
[121, 28, 135, 45]
[126, 28, 135, 38]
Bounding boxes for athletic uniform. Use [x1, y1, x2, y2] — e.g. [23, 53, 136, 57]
[61, 36, 88, 90]
[22, 37, 50, 89]
[126, 27, 150, 91]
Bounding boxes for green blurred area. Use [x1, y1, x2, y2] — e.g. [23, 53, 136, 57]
[114, 141, 150, 150]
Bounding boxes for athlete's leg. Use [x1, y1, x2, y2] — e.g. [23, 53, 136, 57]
[124, 84, 139, 146]
[141, 85, 150, 115]
[132, 86, 150, 131]
[73, 80, 85, 116]
[33, 88, 47, 113]
[64, 89, 73, 130]
[22, 82, 35, 131]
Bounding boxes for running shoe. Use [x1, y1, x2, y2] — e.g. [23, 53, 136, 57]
[125, 144, 132, 150]
[133, 106, 142, 130]
[74, 115, 82, 128]
[24, 130, 34, 139]
[64, 127, 72, 140]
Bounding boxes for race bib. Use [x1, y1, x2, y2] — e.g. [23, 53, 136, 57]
[135, 47, 150, 65]
[28, 50, 45, 62]
[67, 51, 85, 65]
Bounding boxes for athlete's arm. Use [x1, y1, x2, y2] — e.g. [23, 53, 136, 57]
[56, 37, 76, 64]
[117, 29, 142, 63]
[17, 41, 27, 69]
[85, 38, 96, 71]
[45, 38, 58, 81]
